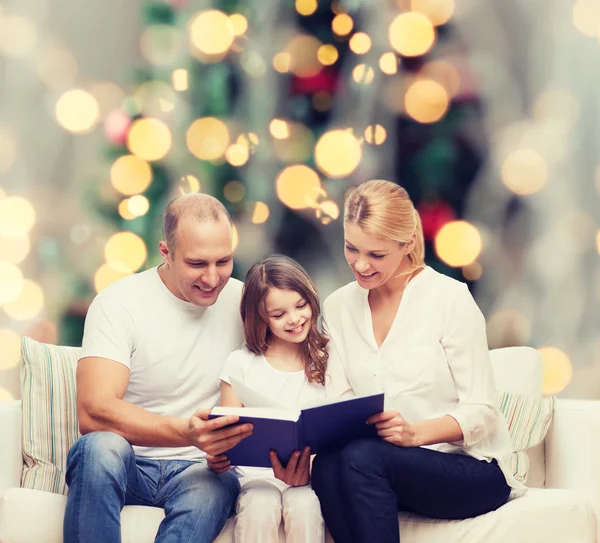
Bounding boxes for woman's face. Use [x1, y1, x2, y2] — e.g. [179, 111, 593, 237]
[344, 222, 410, 290]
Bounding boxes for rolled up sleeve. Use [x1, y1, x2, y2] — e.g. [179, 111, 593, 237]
[441, 284, 499, 447]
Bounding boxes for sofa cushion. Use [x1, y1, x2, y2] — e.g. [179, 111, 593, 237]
[0, 486, 595, 543]
[20, 338, 80, 494]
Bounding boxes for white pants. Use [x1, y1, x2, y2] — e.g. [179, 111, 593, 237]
[234, 478, 325, 543]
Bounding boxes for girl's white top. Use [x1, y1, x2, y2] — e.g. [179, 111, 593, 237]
[323, 266, 526, 497]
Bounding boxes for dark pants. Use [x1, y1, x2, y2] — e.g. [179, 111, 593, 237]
[312, 438, 511, 543]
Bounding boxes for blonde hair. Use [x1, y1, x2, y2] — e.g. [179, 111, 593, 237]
[345, 180, 425, 273]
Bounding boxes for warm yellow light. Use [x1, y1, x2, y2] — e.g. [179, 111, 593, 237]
[270, 119, 290, 139]
[0, 15, 37, 56]
[405, 79, 449, 123]
[0, 197, 36, 237]
[178, 175, 201, 195]
[0, 329, 21, 370]
[285, 35, 322, 77]
[317, 200, 340, 224]
[273, 122, 315, 163]
[389, 12, 436, 57]
[172, 69, 189, 91]
[224, 181, 246, 202]
[186, 117, 230, 161]
[410, 0, 455, 26]
[379, 52, 398, 75]
[364, 124, 387, 145]
[352, 64, 375, 84]
[55, 89, 100, 134]
[140, 24, 181, 65]
[0, 125, 17, 174]
[237, 133, 259, 151]
[118, 200, 136, 220]
[462, 261, 482, 281]
[3, 279, 44, 321]
[539, 347, 573, 395]
[0, 388, 13, 402]
[296, 0, 318, 16]
[94, 264, 131, 293]
[0, 262, 23, 304]
[349, 32, 372, 55]
[318, 44, 339, 66]
[232, 223, 239, 251]
[421, 60, 460, 97]
[573, 0, 600, 37]
[435, 220, 482, 267]
[315, 130, 362, 178]
[501, 149, 548, 196]
[189, 10, 235, 56]
[229, 13, 248, 36]
[276, 165, 322, 209]
[273, 52, 291, 73]
[127, 118, 172, 161]
[0, 233, 30, 265]
[252, 202, 270, 224]
[37, 48, 78, 89]
[104, 232, 147, 273]
[332, 13, 354, 36]
[110, 155, 153, 196]
[225, 144, 249, 166]
[596, 230, 600, 255]
[127, 195, 150, 217]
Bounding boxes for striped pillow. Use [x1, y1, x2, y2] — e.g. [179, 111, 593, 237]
[21, 337, 81, 495]
[498, 391, 555, 484]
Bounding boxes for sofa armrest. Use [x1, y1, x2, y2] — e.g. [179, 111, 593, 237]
[545, 399, 600, 509]
[0, 400, 22, 495]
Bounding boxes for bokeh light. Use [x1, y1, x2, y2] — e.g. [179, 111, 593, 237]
[127, 118, 172, 161]
[379, 52, 398, 75]
[596, 230, 600, 256]
[225, 144, 249, 167]
[539, 347, 573, 395]
[0, 262, 24, 305]
[94, 264, 132, 293]
[172, 68, 189, 91]
[389, 12, 436, 57]
[232, 223, 239, 251]
[178, 175, 201, 195]
[252, 202, 270, 224]
[0, 329, 21, 370]
[0, 197, 36, 237]
[0, 233, 30, 265]
[364, 124, 387, 145]
[133, 80, 177, 117]
[435, 220, 482, 267]
[0, 15, 37, 56]
[349, 32, 372, 55]
[273, 52, 291, 73]
[270, 119, 290, 140]
[318, 44, 339, 66]
[315, 129, 362, 178]
[104, 232, 147, 273]
[0, 125, 17, 174]
[501, 149, 548, 196]
[110, 155, 153, 196]
[140, 24, 182, 66]
[229, 13, 248, 36]
[572, 0, 600, 37]
[0, 389, 13, 402]
[285, 35, 322, 78]
[3, 279, 44, 321]
[332, 13, 354, 36]
[187, 117, 230, 161]
[276, 165, 322, 209]
[462, 261, 483, 281]
[273, 122, 315, 163]
[352, 64, 375, 84]
[405, 79, 449, 123]
[224, 181, 246, 202]
[118, 200, 136, 220]
[317, 200, 340, 225]
[37, 47, 78, 89]
[127, 195, 150, 218]
[189, 10, 235, 58]
[296, 0, 318, 16]
[421, 60, 461, 97]
[410, 0, 456, 26]
[55, 89, 100, 134]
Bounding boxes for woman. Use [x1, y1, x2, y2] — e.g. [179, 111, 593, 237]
[312, 180, 525, 543]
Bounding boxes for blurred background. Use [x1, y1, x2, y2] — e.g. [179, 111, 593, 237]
[0, 0, 598, 401]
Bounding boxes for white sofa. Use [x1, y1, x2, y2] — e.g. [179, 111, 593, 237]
[0, 346, 599, 542]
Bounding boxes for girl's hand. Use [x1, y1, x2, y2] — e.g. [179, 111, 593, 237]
[270, 446, 311, 486]
[207, 453, 232, 474]
[367, 410, 419, 447]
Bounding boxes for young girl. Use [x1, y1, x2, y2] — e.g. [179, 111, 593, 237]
[211, 255, 328, 543]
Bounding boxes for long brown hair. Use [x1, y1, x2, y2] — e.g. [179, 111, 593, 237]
[241, 255, 328, 385]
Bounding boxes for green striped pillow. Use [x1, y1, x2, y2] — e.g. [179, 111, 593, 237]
[20, 337, 81, 495]
[498, 391, 555, 484]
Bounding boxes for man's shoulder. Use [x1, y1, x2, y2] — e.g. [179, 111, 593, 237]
[95, 267, 158, 302]
[215, 277, 243, 308]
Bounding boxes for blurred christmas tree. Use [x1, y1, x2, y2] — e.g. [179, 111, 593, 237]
[61, 0, 486, 345]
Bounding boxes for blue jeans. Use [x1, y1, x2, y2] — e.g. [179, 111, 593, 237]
[63, 432, 240, 543]
[312, 438, 511, 543]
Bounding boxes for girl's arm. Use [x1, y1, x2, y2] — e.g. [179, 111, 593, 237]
[220, 381, 243, 407]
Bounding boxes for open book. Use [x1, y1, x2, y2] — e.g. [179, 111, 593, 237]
[210, 377, 384, 468]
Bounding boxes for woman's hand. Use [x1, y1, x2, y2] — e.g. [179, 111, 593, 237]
[367, 410, 419, 447]
[207, 453, 231, 474]
[270, 447, 311, 486]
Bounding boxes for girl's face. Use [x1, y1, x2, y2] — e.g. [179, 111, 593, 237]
[264, 287, 313, 346]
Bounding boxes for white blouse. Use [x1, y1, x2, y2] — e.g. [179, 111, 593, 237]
[323, 266, 526, 496]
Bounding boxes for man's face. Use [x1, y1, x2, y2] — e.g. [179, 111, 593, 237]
[161, 216, 234, 307]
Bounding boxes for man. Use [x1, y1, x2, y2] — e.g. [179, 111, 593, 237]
[64, 194, 253, 543]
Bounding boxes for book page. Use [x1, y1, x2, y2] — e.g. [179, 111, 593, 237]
[211, 405, 300, 422]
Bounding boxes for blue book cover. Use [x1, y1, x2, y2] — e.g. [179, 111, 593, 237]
[210, 392, 384, 468]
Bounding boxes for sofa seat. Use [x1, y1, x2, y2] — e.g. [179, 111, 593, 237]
[0, 486, 595, 543]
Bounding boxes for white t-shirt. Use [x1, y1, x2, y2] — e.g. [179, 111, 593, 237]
[80, 266, 244, 461]
[220, 348, 326, 488]
[323, 266, 526, 497]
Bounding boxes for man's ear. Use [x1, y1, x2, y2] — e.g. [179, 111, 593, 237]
[158, 241, 170, 264]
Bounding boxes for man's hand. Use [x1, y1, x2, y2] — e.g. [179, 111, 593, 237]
[188, 409, 253, 456]
[270, 446, 311, 487]
[367, 410, 419, 447]
[207, 454, 231, 474]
